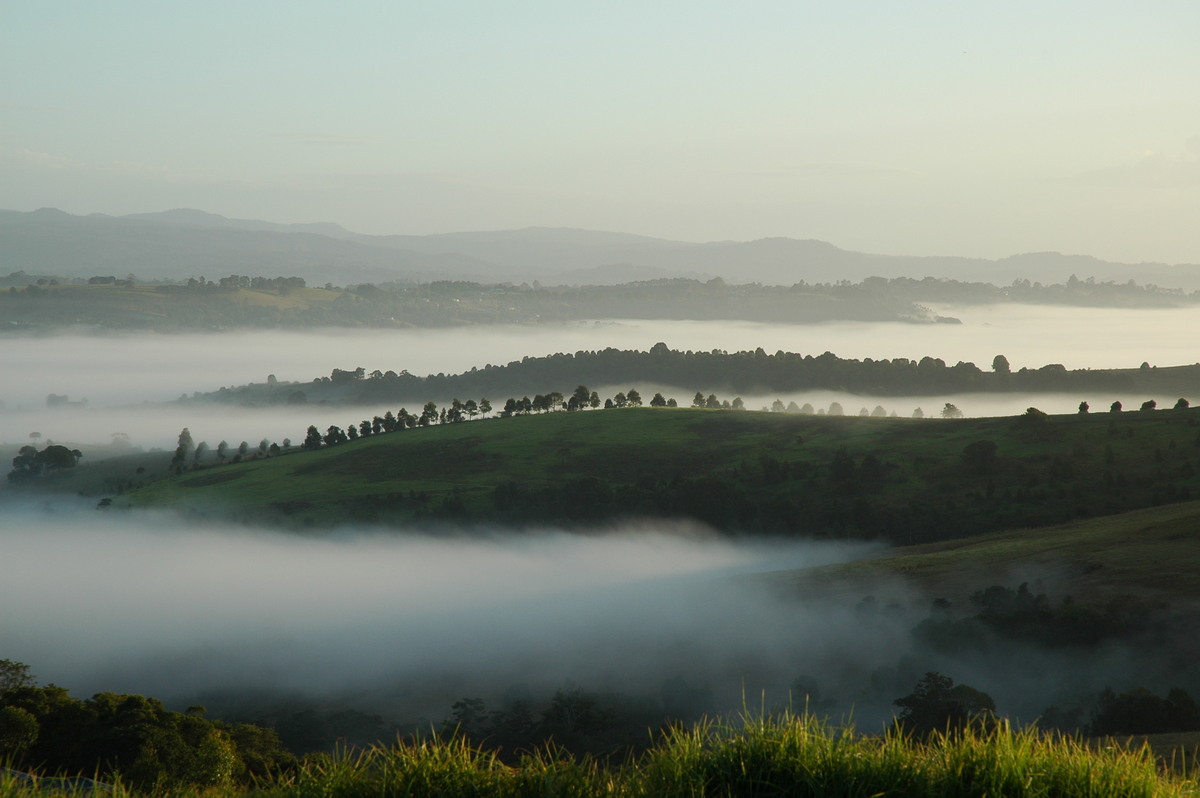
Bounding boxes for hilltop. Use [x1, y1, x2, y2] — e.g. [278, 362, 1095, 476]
[116, 404, 1200, 544]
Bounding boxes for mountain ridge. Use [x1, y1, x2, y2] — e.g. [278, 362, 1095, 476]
[4, 207, 1200, 289]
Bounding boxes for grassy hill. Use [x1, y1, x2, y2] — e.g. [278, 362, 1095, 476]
[765, 500, 1200, 606]
[118, 405, 1200, 543]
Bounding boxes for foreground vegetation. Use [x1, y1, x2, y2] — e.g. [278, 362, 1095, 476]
[4, 712, 1198, 797]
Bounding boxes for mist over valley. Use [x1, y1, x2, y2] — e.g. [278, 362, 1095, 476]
[4, 304, 1200, 453]
[6, 5, 1200, 790]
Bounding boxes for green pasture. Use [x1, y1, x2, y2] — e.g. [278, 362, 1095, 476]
[770, 499, 1200, 606]
[118, 404, 1200, 535]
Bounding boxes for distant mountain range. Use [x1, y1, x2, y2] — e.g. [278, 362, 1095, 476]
[3, 207, 1199, 290]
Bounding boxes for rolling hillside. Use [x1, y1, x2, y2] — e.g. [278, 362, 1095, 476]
[768, 500, 1200, 606]
[117, 405, 1200, 544]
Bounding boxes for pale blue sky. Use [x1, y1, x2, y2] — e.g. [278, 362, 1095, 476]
[2, 2, 1198, 262]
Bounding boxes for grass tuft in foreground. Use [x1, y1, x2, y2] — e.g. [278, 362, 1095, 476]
[259, 712, 1197, 798]
[6, 712, 1198, 797]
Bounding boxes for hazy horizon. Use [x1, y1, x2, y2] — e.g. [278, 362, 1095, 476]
[3, 4, 1198, 264]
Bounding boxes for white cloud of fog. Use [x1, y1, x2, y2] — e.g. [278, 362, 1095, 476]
[0, 503, 1184, 730]
[0, 505, 892, 718]
[4, 305, 1200, 450]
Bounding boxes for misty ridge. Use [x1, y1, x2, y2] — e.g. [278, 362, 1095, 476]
[4, 305, 1200, 455]
[7, 222, 1200, 770]
[7, 206, 1200, 290]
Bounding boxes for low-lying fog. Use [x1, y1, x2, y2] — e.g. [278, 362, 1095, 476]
[1, 506, 1173, 730]
[0, 506, 879, 718]
[3, 304, 1200, 451]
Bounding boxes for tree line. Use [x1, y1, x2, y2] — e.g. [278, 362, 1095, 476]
[197, 343, 1200, 411]
[0, 659, 294, 791]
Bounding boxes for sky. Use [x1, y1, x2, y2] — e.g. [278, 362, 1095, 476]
[2, 2, 1199, 263]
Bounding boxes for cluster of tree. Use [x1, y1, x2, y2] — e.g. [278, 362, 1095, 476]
[169, 428, 282, 474]
[85, 275, 134, 286]
[891, 672, 996, 738]
[864, 274, 1198, 308]
[7, 443, 82, 482]
[1087, 687, 1200, 736]
[435, 687, 705, 763]
[0, 660, 295, 791]
[200, 344, 1200, 410]
[913, 584, 1158, 653]
[299, 399, 498, 449]
[296, 385, 670, 451]
[175, 275, 307, 292]
[9, 272, 1200, 333]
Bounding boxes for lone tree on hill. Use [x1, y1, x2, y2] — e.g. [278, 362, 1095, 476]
[941, 403, 964, 419]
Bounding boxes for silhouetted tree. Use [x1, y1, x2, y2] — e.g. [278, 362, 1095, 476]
[171, 428, 195, 470]
[893, 672, 995, 737]
[571, 385, 590, 411]
[941, 403, 963, 419]
[303, 425, 322, 450]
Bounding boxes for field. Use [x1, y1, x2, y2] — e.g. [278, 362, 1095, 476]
[114, 404, 1200, 544]
[770, 499, 1200, 606]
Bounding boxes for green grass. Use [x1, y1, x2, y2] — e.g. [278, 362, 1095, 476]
[117, 405, 1200, 543]
[770, 499, 1200, 606]
[8, 712, 1196, 797]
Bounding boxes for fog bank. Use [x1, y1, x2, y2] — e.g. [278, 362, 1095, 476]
[1, 504, 1185, 730]
[4, 304, 1199, 409]
[5, 305, 1200, 451]
[0, 505, 887, 717]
